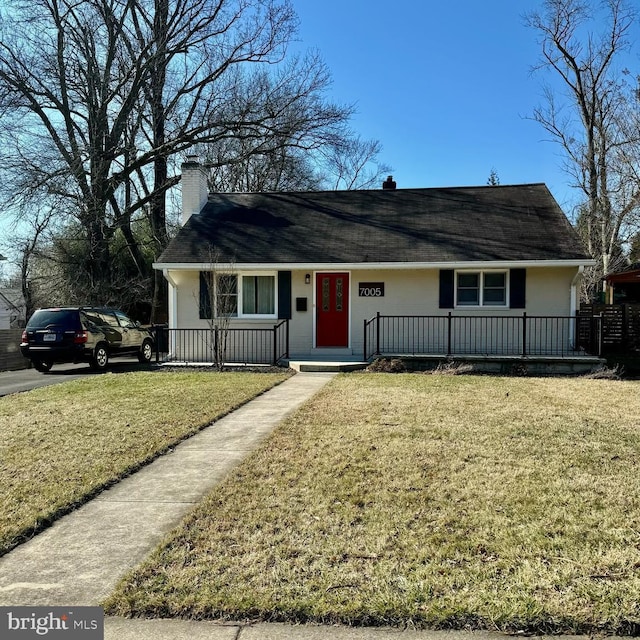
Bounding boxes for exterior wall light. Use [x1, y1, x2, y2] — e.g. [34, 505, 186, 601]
[305, 273, 311, 285]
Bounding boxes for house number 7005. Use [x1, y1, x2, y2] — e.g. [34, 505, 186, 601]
[358, 283, 384, 297]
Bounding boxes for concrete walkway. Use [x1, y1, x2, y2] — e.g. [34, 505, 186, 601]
[0, 374, 333, 604]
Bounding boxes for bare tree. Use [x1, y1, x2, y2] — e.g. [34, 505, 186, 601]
[0, 0, 349, 317]
[197, 249, 237, 370]
[203, 53, 358, 192]
[0, 197, 63, 318]
[206, 129, 391, 193]
[16, 213, 55, 320]
[527, 0, 639, 299]
[207, 141, 323, 192]
[320, 136, 392, 190]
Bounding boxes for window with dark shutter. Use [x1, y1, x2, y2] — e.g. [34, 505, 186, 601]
[439, 270, 454, 309]
[199, 271, 212, 319]
[509, 268, 526, 309]
[278, 271, 292, 319]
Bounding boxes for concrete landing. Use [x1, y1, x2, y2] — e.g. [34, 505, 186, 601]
[287, 360, 368, 372]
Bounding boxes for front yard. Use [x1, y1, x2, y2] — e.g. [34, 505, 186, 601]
[0, 370, 291, 555]
[104, 374, 640, 634]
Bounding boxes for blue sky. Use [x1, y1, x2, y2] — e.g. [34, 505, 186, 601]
[293, 0, 578, 214]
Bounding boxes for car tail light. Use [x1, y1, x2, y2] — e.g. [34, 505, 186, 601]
[74, 331, 88, 344]
[21, 330, 28, 343]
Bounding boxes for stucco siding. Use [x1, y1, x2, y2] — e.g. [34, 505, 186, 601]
[525, 267, 577, 315]
[348, 269, 437, 354]
[165, 266, 581, 359]
[289, 271, 313, 356]
[173, 270, 200, 328]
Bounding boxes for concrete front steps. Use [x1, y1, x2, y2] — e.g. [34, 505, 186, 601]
[287, 360, 368, 372]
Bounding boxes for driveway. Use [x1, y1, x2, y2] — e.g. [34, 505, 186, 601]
[0, 359, 153, 397]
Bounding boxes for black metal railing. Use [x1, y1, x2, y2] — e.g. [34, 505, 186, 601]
[364, 312, 603, 361]
[152, 320, 289, 365]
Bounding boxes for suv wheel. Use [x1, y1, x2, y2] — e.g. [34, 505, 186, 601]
[33, 360, 53, 373]
[91, 344, 109, 371]
[138, 339, 153, 363]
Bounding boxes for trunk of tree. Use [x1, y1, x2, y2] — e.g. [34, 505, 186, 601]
[148, 0, 169, 324]
[85, 214, 112, 304]
[20, 252, 34, 321]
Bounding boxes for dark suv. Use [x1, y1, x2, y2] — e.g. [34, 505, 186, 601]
[20, 307, 154, 372]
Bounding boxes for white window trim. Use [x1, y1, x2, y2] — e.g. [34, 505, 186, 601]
[214, 271, 278, 319]
[455, 269, 509, 308]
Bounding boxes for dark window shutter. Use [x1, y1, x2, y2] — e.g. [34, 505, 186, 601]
[510, 268, 526, 309]
[278, 271, 292, 319]
[439, 270, 454, 309]
[199, 271, 212, 319]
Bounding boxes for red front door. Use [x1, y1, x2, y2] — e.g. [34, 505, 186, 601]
[316, 272, 349, 347]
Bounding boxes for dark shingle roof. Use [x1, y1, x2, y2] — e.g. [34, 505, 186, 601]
[157, 184, 590, 265]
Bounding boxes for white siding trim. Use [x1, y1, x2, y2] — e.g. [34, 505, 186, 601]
[155, 259, 595, 271]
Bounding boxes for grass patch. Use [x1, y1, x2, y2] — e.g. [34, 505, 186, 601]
[0, 370, 290, 555]
[105, 375, 640, 634]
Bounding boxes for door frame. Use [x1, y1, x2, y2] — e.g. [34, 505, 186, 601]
[313, 270, 351, 349]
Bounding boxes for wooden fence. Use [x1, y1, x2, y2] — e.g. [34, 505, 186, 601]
[578, 304, 640, 354]
[0, 329, 29, 372]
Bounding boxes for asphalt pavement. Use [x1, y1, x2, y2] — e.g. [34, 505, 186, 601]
[0, 358, 151, 397]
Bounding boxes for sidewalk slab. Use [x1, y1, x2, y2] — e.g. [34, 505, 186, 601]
[0, 372, 335, 607]
[240, 626, 546, 640]
[104, 617, 240, 639]
[103, 618, 598, 640]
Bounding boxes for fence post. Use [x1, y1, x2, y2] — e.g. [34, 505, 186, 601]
[273, 323, 277, 365]
[375, 312, 381, 356]
[522, 312, 527, 357]
[363, 318, 368, 360]
[589, 313, 598, 355]
[286, 319, 290, 359]
[447, 312, 452, 356]
[598, 313, 604, 356]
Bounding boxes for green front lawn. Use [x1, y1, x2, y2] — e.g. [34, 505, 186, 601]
[0, 370, 291, 555]
[105, 374, 640, 634]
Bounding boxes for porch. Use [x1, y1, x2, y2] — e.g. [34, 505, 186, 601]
[152, 312, 604, 374]
[360, 312, 603, 374]
[364, 312, 602, 359]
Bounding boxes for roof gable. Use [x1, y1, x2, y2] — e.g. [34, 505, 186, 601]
[158, 184, 590, 265]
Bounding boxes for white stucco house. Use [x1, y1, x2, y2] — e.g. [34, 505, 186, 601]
[152, 157, 595, 364]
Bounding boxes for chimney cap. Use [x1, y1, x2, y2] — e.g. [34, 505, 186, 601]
[382, 175, 396, 190]
[183, 153, 200, 165]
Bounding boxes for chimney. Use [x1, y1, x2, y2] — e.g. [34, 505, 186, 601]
[181, 154, 209, 225]
[382, 175, 396, 190]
